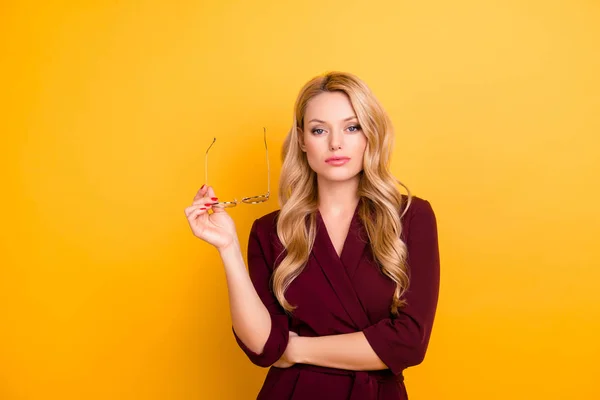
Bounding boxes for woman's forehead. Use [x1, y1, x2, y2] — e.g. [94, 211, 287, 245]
[305, 92, 357, 122]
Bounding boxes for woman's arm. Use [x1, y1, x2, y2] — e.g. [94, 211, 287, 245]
[229, 218, 291, 367]
[279, 199, 440, 374]
[287, 331, 387, 371]
[186, 185, 288, 366]
[220, 241, 272, 355]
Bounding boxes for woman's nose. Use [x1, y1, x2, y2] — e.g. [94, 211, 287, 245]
[329, 132, 343, 150]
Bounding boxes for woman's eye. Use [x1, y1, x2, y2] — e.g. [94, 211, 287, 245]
[348, 125, 361, 132]
[312, 128, 325, 135]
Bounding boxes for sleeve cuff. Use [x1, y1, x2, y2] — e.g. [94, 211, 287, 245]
[232, 315, 289, 367]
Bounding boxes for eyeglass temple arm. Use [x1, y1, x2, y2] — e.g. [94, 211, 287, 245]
[205, 137, 216, 186]
[263, 127, 270, 194]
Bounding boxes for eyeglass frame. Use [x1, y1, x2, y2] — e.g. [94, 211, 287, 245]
[204, 127, 271, 208]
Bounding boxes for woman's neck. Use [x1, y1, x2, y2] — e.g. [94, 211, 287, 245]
[316, 175, 361, 217]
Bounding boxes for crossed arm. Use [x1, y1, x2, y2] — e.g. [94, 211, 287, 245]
[230, 200, 440, 376]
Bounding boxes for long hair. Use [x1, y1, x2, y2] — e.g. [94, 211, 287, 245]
[274, 71, 412, 316]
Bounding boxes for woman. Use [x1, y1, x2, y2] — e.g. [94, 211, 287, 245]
[184, 71, 440, 399]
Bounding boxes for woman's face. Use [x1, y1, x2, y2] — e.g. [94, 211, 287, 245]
[300, 91, 367, 184]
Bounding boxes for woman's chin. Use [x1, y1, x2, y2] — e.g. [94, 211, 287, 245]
[315, 170, 362, 184]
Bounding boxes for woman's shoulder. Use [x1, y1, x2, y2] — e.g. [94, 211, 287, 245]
[249, 210, 285, 262]
[250, 209, 281, 240]
[254, 209, 280, 225]
[400, 194, 436, 229]
[402, 194, 434, 214]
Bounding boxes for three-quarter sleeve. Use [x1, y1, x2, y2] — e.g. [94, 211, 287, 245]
[232, 217, 290, 367]
[362, 199, 440, 376]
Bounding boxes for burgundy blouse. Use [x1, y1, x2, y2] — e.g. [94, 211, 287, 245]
[233, 195, 440, 399]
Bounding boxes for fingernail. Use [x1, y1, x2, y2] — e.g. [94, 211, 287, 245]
[204, 203, 214, 206]
[200, 207, 206, 210]
[201, 184, 206, 190]
[211, 197, 218, 201]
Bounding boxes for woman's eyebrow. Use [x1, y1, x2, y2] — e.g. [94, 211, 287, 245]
[307, 116, 358, 124]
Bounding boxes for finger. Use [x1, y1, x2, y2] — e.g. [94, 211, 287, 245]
[193, 184, 209, 200]
[209, 185, 224, 198]
[206, 186, 229, 213]
[185, 205, 203, 218]
[185, 204, 207, 218]
[273, 361, 290, 369]
[191, 197, 218, 207]
[188, 208, 207, 221]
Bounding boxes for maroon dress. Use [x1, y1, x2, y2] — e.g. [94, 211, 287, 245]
[233, 195, 440, 399]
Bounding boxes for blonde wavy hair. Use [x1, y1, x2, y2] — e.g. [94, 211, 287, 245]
[274, 71, 412, 316]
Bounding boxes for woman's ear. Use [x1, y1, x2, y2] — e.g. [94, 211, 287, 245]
[298, 128, 306, 152]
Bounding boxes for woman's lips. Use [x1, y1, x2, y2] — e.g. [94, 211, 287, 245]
[325, 157, 350, 166]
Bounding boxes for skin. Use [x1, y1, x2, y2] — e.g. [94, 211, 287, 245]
[272, 91, 386, 370]
[184, 91, 387, 372]
[299, 91, 368, 257]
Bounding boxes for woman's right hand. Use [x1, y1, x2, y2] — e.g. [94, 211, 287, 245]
[184, 184, 239, 251]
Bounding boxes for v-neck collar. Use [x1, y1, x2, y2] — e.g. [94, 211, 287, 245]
[316, 201, 362, 260]
[312, 201, 371, 329]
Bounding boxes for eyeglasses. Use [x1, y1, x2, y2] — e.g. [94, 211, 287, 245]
[204, 127, 270, 208]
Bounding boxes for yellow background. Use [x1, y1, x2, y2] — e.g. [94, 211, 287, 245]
[2, 1, 599, 399]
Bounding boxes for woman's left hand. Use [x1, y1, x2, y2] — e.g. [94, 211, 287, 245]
[272, 331, 300, 368]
